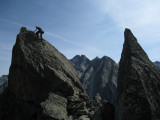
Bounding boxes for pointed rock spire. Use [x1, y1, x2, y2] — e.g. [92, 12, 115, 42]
[116, 29, 160, 120]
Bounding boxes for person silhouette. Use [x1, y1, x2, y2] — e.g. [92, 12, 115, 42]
[34, 26, 44, 39]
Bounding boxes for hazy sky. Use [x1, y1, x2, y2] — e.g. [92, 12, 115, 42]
[0, 0, 160, 76]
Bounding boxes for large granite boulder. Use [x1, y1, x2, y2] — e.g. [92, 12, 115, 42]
[116, 28, 160, 120]
[0, 27, 90, 120]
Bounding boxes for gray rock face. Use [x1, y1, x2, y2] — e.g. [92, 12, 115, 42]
[154, 61, 160, 70]
[80, 56, 118, 105]
[0, 27, 91, 120]
[116, 28, 160, 120]
[0, 75, 8, 94]
[41, 93, 68, 120]
[70, 55, 91, 77]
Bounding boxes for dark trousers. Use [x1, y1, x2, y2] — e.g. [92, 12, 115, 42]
[36, 31, 42, 39]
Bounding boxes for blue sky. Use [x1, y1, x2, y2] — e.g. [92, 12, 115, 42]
[0, 0, 160, 76]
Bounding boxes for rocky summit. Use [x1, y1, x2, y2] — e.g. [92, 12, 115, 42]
[116, 29, 160, 120]
[0, 27, 92, 120]
[70, 55, 91, 77]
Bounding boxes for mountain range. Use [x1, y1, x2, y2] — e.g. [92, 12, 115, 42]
[70, 55, 118, 106]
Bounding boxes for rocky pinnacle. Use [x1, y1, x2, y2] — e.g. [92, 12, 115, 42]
[116, 28, 160, 120]
[0, 27, 91, 120]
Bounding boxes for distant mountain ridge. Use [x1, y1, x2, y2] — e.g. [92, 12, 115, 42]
[0, 75, 8, 94]
[70, 55, 118, 105]
[154, 61, 160, 70]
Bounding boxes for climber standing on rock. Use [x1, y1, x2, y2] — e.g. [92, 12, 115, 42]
[34, 26, 44, 39]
